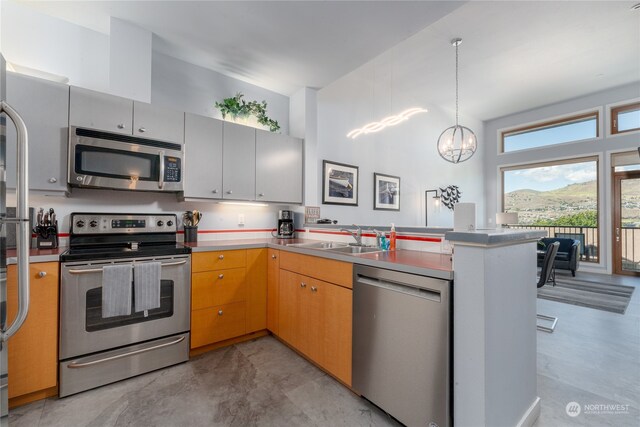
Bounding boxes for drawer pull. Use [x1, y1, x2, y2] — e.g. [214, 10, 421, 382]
[218, 274, 224, 279]
[218, 255, 224, 260]
[311, 286, 317, 292]
[38, 271, 47, 278]
[272, 254, 277, 259]
[218, 310, 223, 316]
[300, 282, 306, 288]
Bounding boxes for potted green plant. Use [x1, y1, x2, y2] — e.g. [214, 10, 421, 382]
[214, 93, 280, 132]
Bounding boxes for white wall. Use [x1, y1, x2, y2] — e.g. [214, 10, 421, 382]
[315, 55, 485, 228]
[484, 82, 640, 273]
[109, 17, 152, 102]
[1, 0, 109, 91]
[151, 50, 290, 134]
[290, 87, 319, 206]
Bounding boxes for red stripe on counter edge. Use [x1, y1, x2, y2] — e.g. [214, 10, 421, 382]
[49, 229, 441, 242]
[307, 229, 442, 242]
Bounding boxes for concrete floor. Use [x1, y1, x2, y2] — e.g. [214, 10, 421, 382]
[9, 271, 640, 427]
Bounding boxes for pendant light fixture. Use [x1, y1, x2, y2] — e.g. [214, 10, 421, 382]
[437, 38, 477, 164]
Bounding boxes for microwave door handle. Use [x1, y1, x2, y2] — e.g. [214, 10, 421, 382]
[158, 150, 165, 190]
[0, 101, 31, 342]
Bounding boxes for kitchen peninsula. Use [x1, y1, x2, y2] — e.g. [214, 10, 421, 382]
[10, 227, 543, 427]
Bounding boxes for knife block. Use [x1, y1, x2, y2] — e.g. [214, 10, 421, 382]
[36, 222, 59, 249]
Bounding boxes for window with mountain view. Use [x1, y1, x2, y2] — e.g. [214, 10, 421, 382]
[502, 157, 599, 262]
[501, 112, 599, 153]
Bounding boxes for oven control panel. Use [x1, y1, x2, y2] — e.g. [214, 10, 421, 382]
[71, 213, 177, 235]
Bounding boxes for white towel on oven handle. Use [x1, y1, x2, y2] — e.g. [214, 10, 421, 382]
[134, 261, 161, 312]
[102, 264, 133, 318]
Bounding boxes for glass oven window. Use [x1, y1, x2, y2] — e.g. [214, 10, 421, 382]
[76, 145, 160, 181]
[85, 280, 174, 332]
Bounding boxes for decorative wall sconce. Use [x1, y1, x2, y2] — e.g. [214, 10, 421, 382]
[425, 185, 462, 226]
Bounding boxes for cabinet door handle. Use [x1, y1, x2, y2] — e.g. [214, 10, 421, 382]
[218, 274, 224, 279]
[48, 177, 57, 183]
[272, 254, 277, 259]
[138, 127, 146, 133]
[38, 271, 47, 278]
[227, 190, 233, 195]
[212, 189, 218, 194]
[311, 286, 317, 292]
[300, 282, 306, 288]
[218, 310, 223, 316]
[258, 193, 264, 197]
[218, 255, 224, 260]
[117, 123, 125, 129]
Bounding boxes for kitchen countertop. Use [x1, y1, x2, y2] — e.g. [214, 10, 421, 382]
[6, 247, 68, 265]
[185, 238, 453, 280]
[445, 228, 546, 246]
[9, 238, 453, 279]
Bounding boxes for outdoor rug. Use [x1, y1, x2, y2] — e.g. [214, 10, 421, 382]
[537, 277, 635, 314]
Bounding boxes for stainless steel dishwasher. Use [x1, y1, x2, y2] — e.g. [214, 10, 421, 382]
[353, 265, 451, 427]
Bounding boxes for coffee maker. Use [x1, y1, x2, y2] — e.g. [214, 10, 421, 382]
[276, 210, 295, 239]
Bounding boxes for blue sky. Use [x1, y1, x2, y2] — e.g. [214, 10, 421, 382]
[504, 119, 596, 152]
[504, 161, 597, 193]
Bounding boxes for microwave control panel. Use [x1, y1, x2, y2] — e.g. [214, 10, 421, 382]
[164, 157, 182, 182]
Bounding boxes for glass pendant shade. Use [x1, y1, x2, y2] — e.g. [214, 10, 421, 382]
[437, 124, 477, 163]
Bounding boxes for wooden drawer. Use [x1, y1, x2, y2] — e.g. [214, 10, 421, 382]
[190, 302, 246, 349]
[279, 251, 353, 288]
[192, 250, 246, 273]
[192, 268, 247, 310]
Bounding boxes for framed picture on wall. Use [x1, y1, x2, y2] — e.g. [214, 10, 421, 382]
[374, 173, 400, 211]
[322, 160, 359, 206]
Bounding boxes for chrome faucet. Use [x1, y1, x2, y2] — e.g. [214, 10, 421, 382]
[340, 224, 363, 246]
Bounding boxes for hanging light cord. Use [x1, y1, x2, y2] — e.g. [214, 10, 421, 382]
[455, 41, 459, 126]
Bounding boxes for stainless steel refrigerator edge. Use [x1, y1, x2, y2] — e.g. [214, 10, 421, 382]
[353, 265, 451, 427]
[0, 53, 32, 425]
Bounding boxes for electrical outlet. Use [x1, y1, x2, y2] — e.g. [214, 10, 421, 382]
[238, 213, 245, 226]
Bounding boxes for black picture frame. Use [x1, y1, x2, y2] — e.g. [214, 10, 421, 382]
[322, 160, 359, 206]
[374, 173, 400, 211]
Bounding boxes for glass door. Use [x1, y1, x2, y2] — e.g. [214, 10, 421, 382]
[613, 170, 640, 276]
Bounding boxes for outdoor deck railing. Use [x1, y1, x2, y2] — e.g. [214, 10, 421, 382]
[507, 225, 600, 263]
[621, 227, 640, 272]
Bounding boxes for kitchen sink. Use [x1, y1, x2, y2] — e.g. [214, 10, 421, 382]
[286, 241, 349, 249]
[325, 246, 383, 254]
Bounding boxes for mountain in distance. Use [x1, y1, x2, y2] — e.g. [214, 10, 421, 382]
[506, 179, 640, 225]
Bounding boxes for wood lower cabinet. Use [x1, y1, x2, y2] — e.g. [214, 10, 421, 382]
[7, 262, 59, 404]
[190, 249, 266, 349]
[278, 261, 353, 386]
[266, 249, 280, 334]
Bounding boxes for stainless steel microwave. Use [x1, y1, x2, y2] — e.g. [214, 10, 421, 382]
[68, 126, 184, 192]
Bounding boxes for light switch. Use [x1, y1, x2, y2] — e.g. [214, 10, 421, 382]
[238, 213, 245, 226]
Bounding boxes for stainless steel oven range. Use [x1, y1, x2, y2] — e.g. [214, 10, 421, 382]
[59, 213, 191, 397]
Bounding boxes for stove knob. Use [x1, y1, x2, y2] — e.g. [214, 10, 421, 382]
[89, 220, 98, 228]
[76, 220, 85, 228]
[167, 220, 174, 227]
[157, 220, 164, 227]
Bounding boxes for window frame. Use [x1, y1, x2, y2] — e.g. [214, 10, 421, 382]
[500, 155, 601, 263]
[499, 110, 600, 154]
[610, 101, 640, 135]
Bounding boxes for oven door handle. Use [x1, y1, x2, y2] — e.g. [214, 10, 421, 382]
[67, 259, 188, 274]
[66, 335, 185, 369]
[158, 150, 165, 190]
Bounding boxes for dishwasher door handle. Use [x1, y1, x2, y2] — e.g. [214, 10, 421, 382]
[356, 275, 441, 302]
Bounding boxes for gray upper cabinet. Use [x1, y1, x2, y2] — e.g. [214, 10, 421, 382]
[133, 101, 184, 144]
[256, 130, 303, 204]
[183, 113, 223, 199]
[69, 86, 133, 135]
[5, 72, 69, 192]
[69, 87, 184, 144]
[222, 122, 256, 201]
